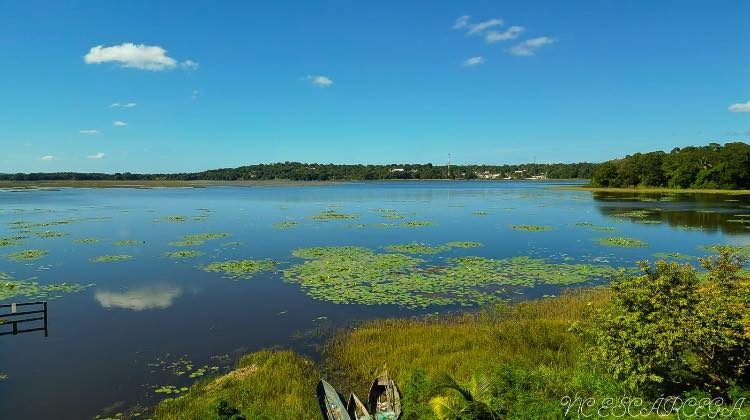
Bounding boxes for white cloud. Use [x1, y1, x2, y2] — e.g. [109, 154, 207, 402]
[95, 286, 182, 311]
[40, 155, 55, 161]
[462, 56, 485, 66]
[79, 129, 99, 135]
[110, 102, 137, 108]
[113, 120, 127, 127]
[84, 43, 195, 71]
[453, 15, 470, 29]
[87, 152, 105, 159]
[467, 19, 503, 35]
[181, 60, 199, 70]
[509, 37, 556, 56]
[485, 26, 524, 43]
[728, 101, 750, 112]
[305, 75, 333, 87]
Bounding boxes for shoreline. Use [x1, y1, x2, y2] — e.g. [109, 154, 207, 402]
[555, 185, 750, 195]
[0, 178, 586, 189]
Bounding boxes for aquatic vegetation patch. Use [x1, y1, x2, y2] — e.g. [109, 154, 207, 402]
[381, 214, 405, 220]
[0, 236, 26, 247]
[73, 238, 100, 244]
[164, 250, 204, 258]
[112, 240, 144, 246]
[511, 225, 555, 231]
[273, 221, 300, 229]
[401, 220, 432, 227]
[385, 243, 450, 254]
[651, 252, 696, 260]
[34, 231, 67, 238]
[283, 246, 619, 308]
[444, 241, 483, 249]
[1, 273, 93, 301]
[593, 237, 648, 248]
[201, 259, 277, 279]
[170, 233, 229, 246]
[309, 210, 358, 221]
[472, 211, 489, 216]
[700, 244, 750, 257]
[7, 249, 48, 261]
[91, 255, 133, 263]
[612, 210, 653, 218]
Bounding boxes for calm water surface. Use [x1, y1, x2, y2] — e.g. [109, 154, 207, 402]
[1, 181, 749, 419]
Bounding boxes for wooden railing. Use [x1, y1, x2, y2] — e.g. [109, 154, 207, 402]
[0, 301, 48, 337]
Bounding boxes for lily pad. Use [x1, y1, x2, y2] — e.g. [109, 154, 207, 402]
[593, 237, 648, 248]
[201, 259, 277, 279]
[7, 249, 48, 261]
[91, 255, 133, 263]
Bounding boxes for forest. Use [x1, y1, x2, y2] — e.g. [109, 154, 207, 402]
[0, 162, 597, 181]
[590, 142, 750, 189]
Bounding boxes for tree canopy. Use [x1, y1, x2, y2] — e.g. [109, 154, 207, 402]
[0, 162, 597, 181]
[590, 142, 750, 189]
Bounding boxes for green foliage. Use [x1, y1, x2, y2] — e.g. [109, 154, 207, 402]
[201, 259, 277, 279]
[587, 248, 750, 394]
[6, 249, 48, 261]
[0, 162, 598, 181]
[283, 247, 619, 307]
[590, 142, 750, 189]
[1, 272, 93, 300]
[154, 350, 319, 420]
[593, 237, 648, 248]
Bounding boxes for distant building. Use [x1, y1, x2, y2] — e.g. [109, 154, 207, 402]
[390, 168, 405, 173]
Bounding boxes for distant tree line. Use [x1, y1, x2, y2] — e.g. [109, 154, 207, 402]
[0, 162, 597, 181]
[591, 142, 750, 190]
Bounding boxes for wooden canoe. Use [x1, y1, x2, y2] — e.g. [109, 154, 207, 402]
[347, 393, 372, 420]
[367, 367, 401, 420]
[317, 379, 352, 420]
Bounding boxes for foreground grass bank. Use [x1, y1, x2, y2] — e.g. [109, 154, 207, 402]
[155, 252, 749, 419]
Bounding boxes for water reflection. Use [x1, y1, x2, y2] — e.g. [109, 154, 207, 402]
[95, 285, 182, 311]
[592, 192, 750, 235]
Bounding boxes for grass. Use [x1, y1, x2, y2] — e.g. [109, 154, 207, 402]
[555, 185, 750, 195]
[153, 290, 615, 419]
[153, 350, 319, 420]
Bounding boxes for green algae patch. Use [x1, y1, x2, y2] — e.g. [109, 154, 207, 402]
[0, 236, 26, 247]
[401, 221, 432, 228]
[1, 272, 93, 301]
[652, 252, 696, 260]
[283, 246, 619, 308]
[472, 211, 489, 216]
[445, 241, 483, 249]
[385, 241, 485, 255]
[7, 249, 48, 261]
[201, 259, 277, 279]
[612, 210, 653, 218]
[164, 250, 204, 258]
[91, 255, 133, 263]
[112, 240, 145, 246]
[34, 231, 67, 238]
[385, 243, 450, 254]
[511, 225, 554, 232]
[170, 233, 229, 247]
[73, 238, 100, 244]
[594, 237, 648, 248]
[309, 210, 358, 221]
[273, 221, 300, 229]
[381, 214, 405, 220]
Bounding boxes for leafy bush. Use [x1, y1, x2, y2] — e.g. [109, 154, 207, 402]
[587, 247, 750, 394]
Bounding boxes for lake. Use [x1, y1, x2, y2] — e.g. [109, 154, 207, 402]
[1, 181, 749, 419]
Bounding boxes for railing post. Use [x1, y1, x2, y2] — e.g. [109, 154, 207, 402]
[43, 301, 48, 337]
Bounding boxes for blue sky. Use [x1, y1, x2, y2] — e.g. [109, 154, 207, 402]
[1, 0, 748, 173]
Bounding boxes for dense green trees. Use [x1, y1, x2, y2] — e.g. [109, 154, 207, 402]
[0, 162, 597, 181]
[590, 142, 750, 189]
